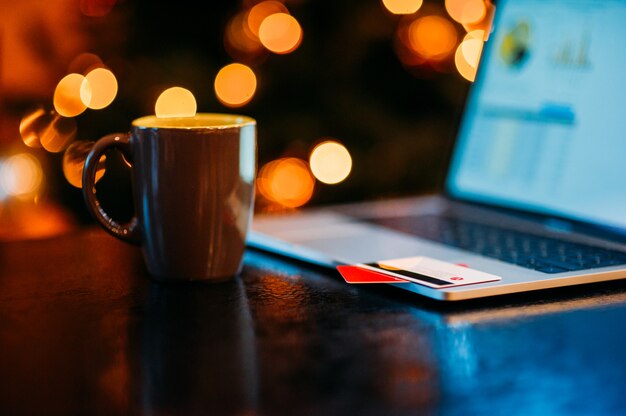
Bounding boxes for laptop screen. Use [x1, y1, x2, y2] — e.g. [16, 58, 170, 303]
[446, 0, 626, 230]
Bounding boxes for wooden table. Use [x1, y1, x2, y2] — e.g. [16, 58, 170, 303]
[1, 227, 625, 415]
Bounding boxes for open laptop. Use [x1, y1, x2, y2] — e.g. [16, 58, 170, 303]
[248, 0, 626, 301]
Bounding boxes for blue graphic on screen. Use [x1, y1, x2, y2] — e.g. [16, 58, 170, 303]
[447, 0, 626, 229]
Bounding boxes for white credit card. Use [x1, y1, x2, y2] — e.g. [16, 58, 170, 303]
[358, 256, 502, 289]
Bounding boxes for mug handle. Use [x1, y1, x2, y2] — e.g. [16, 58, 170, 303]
[82, 133, 141, 245]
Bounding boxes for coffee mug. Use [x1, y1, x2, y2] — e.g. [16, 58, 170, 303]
[82, 113, 256, 282]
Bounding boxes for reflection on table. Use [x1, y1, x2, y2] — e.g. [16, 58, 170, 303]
[0, 229, 625, 415]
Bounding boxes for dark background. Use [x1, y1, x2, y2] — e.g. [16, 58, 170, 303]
[0, 0, 471, 230]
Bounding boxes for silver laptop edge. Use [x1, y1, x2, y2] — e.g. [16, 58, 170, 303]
[249, 195, 626, 301]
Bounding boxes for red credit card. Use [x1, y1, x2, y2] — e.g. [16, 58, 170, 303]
[337, 265, 410, 284]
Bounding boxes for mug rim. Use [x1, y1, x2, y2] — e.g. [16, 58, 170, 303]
[132, 113, 256, 130]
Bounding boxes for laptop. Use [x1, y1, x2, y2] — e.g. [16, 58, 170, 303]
[248, 0, 626, 301]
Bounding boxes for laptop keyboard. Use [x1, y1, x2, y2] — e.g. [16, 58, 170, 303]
[367, 215, 626, 274]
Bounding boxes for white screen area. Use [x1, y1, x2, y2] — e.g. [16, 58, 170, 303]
[447, 0, 626, 229]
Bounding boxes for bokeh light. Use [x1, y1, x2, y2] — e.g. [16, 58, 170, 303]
[258, 13, 303, 54]
[214, 63, 257, 107]
[257, 158, 315, 208]
[80, 0, 117, 17]
[54, 73, 91, 117]
[462, 30, 485, 67]
[382, 0, 423, 15]
[394, 17, 425, 68]
[462, 0, 495, 38]
[68, 52, 103, 74]
[408, 15, 458, 60]
[81, 68, 118, 109]
[0, 153, 43, 198]
[445, 0, 486, 25]
[225, 11, 266, 61]
[248, 1, 289, 36]
[309, 141, 352, 185]
[19, 107, 47, 148]
[63, 141, 106, 188]
[455, 48, 475, 82]
[455, 30, 485, 82]
[155, 87, 197, 118]
[39, 113, 78, 153]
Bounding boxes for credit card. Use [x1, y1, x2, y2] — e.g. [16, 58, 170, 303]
[337, 256, 501, 288]
[337, 265, 411, 284]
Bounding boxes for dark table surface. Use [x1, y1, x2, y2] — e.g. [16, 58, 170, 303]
[1, 227, 626, 416]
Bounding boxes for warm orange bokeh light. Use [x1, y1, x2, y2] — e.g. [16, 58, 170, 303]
[21, 109, 77, 152]
[258, 13, 303, 54]
[19, 107, 47, 148]
[248, 1, 289, 36]
[155, 87, 197, 118]
[382, 0, 423, 15]
[462, 30, 484, 67]
[68, 52, 103, 74]
[81, 68, 117, 110]
[455, 30, 485, 82]
[225, 11, 265, 61]
[455, 46, 477, 82]
[54, 73, 90, 117]
[462, 1, 495, 38]
[63, 141, 106, 188]
[40, 114, 78, 153]
[445, 0, 486, 25]
[309, 141, 352, 185]
[214, 63, 257, 107]
[408, 15, 458, 60]
[0, 153, 43, 198]
[258, 158, 315, 208]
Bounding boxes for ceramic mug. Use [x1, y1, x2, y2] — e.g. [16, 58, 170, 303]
[82, 113, 256, 282]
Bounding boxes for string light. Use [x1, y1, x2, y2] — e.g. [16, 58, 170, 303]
[63, 141, 106, 188]
[309, 141, 352, 185]
[258, 13, 303, 54]
[257, 158, 315, 208]
[82, 68, 118, 109]
[54, 74, 90, 117]
[382, 0, 423, 15]
[214, 63, 257, 107]
[155, 87, 197, 118]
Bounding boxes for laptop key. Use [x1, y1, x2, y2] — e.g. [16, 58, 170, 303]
[366, 215, 626, 274]
[534, 263, 570, 274]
